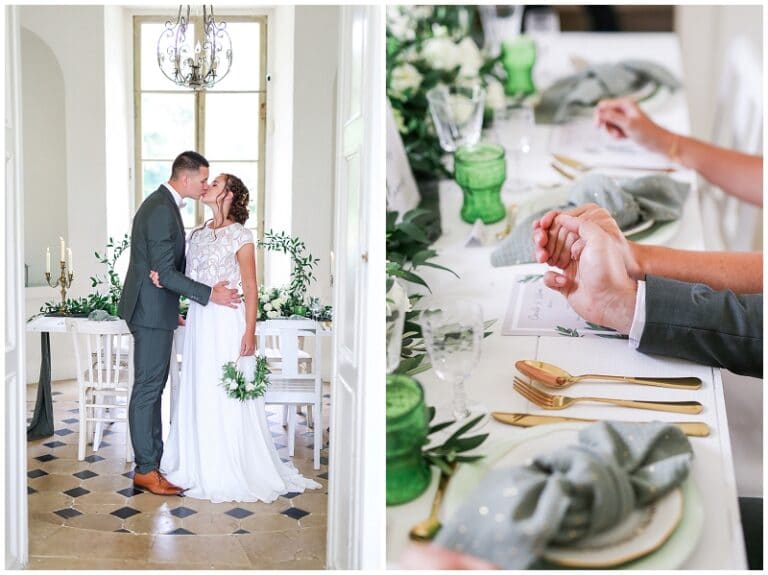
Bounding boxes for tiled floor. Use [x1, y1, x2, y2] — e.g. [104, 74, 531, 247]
[27, 379, 329, 569]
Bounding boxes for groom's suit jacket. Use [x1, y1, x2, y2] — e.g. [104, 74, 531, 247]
[118, 185, 211, 331]
[638, 275, 763, 378]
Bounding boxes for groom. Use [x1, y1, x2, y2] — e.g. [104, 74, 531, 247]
[118, 150, 241, 495]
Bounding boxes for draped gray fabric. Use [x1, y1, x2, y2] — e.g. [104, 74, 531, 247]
[434, 421, 693, 568]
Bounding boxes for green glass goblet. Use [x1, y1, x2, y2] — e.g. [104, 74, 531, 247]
[454, 143, 507, 225]
[386, 374, 431, 506]
[501, 35, 537, 97]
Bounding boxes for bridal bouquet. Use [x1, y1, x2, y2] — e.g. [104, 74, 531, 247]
[220, 355, 270, 401]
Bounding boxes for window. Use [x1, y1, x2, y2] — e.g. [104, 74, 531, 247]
[134, 15, 267, 248]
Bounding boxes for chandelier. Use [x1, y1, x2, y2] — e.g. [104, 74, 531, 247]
[157, 5, 233, 90]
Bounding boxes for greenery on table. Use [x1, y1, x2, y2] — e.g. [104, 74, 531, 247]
[423, 408, 489, 475]
[36, 234, 130, 318]
[387, 5, 505, 181]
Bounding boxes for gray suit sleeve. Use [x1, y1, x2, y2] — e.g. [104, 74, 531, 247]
[638, 275, 762, 377]
[145, 205, 212, 306]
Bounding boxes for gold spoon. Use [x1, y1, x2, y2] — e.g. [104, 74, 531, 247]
[408, 465, 454, 542]
[516, 360, 702, 390]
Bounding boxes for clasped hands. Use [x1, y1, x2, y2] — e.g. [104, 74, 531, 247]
[532, 203, 639, 334]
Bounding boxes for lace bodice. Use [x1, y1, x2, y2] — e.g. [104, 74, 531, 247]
[186, 223, 254, 288]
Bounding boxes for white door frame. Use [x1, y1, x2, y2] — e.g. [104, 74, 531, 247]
[4, 5, 30, 569]
[326, 5, 384, 570]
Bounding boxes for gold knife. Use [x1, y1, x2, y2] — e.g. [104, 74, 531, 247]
[550, 162, 576, 180]
[552, 153, 677, 174]
[492, 412, 710, 437]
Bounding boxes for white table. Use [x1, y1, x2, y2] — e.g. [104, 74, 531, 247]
[387, 33, 746, 569]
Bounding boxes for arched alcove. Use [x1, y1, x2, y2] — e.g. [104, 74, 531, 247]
[21, 27, 68, 286]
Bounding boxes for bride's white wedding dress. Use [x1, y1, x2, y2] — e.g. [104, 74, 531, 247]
[160, 222, 321, 502]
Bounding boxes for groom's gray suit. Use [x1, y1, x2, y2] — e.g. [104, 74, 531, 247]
[118, 185, 211, 474]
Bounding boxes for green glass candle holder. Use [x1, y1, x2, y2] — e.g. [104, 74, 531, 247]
[454, 143, 507, 224]
[386, 374, 431, 506]
[501, 36, 537, 97]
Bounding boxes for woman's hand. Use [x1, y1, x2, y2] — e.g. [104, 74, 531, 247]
[594, 97, 675, 156]
[149, 270, 163, 289]
[240, 331, 255, 357]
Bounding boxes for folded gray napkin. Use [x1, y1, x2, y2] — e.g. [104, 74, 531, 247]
[87, 309, 118, 321]
[536, 60, 681, 124]
[434, 420, 693, 569]
[490, 173, 690, 266]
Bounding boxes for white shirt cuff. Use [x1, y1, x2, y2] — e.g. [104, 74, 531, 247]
[628, 280, 646, 349]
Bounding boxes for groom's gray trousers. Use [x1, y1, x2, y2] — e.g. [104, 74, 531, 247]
[127, 323, 175, 474]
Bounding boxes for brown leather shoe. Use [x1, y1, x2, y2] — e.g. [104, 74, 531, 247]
[133, 470, 184, 496]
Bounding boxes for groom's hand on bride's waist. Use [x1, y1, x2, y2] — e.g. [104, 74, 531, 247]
[211, 280, 241, 308]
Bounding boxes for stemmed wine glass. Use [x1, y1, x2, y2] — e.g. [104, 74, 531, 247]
[309, 297, 322, 322]
[420, 300, 487, 426]
[496, 99, 535, 193]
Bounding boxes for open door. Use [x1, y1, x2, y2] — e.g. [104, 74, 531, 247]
[4, 5, 30, 569]
[326, 5, 384, 570]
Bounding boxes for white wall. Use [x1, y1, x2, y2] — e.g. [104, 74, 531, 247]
[676, 5, 763, 140]
[20, 26, 68, 288]
[292, 6, 339, 308]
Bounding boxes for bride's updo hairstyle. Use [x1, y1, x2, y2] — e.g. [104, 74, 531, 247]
[224, 174, 250, 225]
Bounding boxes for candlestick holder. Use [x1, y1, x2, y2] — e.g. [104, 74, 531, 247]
[45, 260, 74, 313]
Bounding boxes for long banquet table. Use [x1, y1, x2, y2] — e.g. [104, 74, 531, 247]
[387, 33, 746, 569]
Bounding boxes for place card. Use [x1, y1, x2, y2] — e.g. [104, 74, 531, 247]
[501, 273, 627, 338]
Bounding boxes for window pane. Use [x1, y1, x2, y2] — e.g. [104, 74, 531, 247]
[207, 161, 259, 228]
[141, 21, 192, 91]
[142, 161, 170, 198]
[142, 93, 196, 159]
[205, 93, 260, 160]
[211, 22, 262, 91]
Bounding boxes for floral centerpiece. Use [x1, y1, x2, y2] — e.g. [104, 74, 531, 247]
[386, 5, 506, 181]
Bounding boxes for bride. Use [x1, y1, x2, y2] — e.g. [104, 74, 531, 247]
[152, 173, 320, 502]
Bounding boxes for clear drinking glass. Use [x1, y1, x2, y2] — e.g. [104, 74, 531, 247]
[421, 301, 487, 424]
[496, 99, 535, 192]
[426, 84, 486, 152]
[310, 297, 322, 321]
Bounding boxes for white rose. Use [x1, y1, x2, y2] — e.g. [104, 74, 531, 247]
[456, 37, 483, 79]
[411, 6, 433, 20]
[267, 310, 279, 319]
[389, 63, 423, 97]
[245, 382, 256, 392]
[485, 76, 506, 111]
[264, 303, 273, 311]
[386, 9, 415, 42]
[228, 380, 239, 391]
[420, 37, 459, 71]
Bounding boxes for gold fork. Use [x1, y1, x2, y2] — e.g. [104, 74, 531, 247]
[513, 377, 703, 414]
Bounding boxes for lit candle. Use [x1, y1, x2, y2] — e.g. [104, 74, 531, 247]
[46, 247, 51, 274]
[67, 248, 73, 273]
[59, 237, 65, 262]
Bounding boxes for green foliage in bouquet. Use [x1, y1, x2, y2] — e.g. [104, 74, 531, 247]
[387, 5, 505, 180]
[221, 355, 270, 401]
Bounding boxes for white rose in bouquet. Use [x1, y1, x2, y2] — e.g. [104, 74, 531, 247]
[456, 37, 483, 79]
[485, 76, 507, 111]
[228, 379, 239, 391]
[267, 310, 279, 319]
[386, 7, 416, 42]
[390, 63, 423, 97]
[421, 37, 459, 71]
[264, 302, 273, 311]
[245, 382, 256, 393]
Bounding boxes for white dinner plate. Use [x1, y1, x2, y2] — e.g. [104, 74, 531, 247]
[622, 217, 655, 237]
[442, 423, 703, 569]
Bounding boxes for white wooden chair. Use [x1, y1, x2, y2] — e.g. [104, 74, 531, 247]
[259, 319, 323, 469]
[700, 36, 763, 251]
[66, 319, 134, 462]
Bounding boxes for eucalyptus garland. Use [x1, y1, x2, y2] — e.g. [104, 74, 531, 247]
[221, 355, 270, 401]
[257, 230, 320, 309]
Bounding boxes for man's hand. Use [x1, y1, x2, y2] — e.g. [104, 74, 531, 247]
[210, 280, 241, 308]
[534, 204, 643, 279]
[542, 215, 638, 334]
[240, 331, 255, 356]
[149, 270, 163, 288]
